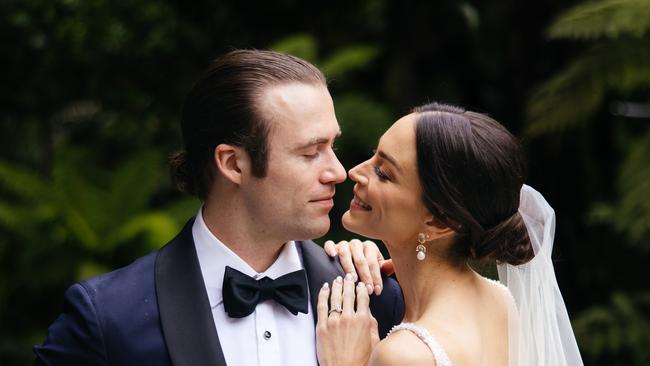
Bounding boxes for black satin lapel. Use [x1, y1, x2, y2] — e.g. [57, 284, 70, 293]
[155, 219, 227, 366]
[297, 240, 345, 326]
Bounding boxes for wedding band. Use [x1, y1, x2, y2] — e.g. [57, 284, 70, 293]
[328, 307, 342, 315]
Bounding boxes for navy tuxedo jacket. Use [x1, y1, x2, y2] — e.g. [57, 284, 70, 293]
[34, 220, 404, 366]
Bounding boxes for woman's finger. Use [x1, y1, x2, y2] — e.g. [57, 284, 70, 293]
[342, 273, 356, 315]
[350, 239, 373, 294]
[323, 240, 337, 257]
[329, 275, 343, 315]
[317, 282, 330, 324]
[363, 241, 383, 295]
[337, 241, 357, 281]
[355, 281, 371, 315]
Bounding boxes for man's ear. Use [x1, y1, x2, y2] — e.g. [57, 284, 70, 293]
[424, 214, 455, 239]
[213, 144, 249, 185]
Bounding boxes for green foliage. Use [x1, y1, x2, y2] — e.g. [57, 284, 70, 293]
[548, 0, 650, 40]
[272, 34, 380, 80]
[525, 1, 650, 363]
[574, 292, 650, 365]
[525, 38, 650, 136]
[334, 93, 394, 153]
[321, 45, 380, 80]
[0, 147, 197, 272]
[525, 0, 650, 136]
[589, 131, 650, 248]
[270, 34, 318, 63]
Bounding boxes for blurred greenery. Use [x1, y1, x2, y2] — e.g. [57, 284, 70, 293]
[524, 0, 650, 364]
[0, 0, 648, 364]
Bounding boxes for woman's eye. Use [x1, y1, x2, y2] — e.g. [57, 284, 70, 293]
[374, 165, 389, 181]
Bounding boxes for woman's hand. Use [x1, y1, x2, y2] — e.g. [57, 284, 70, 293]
[316, 273, 379, 366]
[324, 239, 395, 295]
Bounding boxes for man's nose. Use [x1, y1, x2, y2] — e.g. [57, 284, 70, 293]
[321, 150, 347, 184]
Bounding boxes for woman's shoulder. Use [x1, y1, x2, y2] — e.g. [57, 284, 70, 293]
[479, 276, 517, 312]
[370, 327, 438, 366]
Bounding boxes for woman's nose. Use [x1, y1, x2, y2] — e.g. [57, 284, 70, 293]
[348, 161, 369, 186]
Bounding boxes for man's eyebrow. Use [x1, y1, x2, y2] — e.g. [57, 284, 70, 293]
[377, 149, 402, 172]
[293, 131, 342, 150]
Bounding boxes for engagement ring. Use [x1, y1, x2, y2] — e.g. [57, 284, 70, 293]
[328, 307, 342, 315]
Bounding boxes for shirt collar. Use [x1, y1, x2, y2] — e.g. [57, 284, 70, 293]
[192, 206, 304, 308]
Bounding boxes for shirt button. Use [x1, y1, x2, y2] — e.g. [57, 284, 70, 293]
[263, 330, 272, 340]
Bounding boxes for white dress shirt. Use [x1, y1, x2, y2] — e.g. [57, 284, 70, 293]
[192, 207, 318, 366]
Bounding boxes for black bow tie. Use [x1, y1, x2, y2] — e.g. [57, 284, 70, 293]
[222, 266, 309, 318]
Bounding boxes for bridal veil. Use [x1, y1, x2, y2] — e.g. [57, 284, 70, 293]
[497, 185, 584, 366]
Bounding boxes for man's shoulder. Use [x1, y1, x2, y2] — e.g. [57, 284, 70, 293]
[81, 219, 193, 296]
[79, 249, 160, 301]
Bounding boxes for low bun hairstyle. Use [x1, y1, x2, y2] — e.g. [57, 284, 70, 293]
[413, 102, 534, 265]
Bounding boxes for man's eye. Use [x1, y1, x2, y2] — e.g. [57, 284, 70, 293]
[303, 152, 319, 159]
[374, 165, 389, 181]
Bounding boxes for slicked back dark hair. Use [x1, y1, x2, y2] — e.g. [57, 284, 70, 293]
[413, 102, 534, 265]
[169, 50, 327, 199]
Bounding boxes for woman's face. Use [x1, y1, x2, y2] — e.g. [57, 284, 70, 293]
[342, 113, 432, 245]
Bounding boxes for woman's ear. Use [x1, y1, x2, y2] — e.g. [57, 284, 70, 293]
[213, 144, 249, 185]
[424, 214, 455, 240]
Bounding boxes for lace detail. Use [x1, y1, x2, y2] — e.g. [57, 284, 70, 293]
[387, 323, 453, 366]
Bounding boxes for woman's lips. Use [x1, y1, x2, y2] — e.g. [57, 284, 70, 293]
[350, 195, 372, 211]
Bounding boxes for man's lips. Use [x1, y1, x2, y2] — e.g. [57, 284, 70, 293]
[309, 196, 335, 205]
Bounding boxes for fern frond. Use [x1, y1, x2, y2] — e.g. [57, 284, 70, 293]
[106, 211, 180, 251]
[321, 45, 379, 79]
[270, 34, 318, 63]
[525, 38, 650, 137]
[0, 161, 48, 200]
[589, 132, 650, 247]
[573, 291, 650, 362]
[548, 0, 650, 40]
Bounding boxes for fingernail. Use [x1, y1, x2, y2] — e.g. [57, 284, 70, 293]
[352, 273, 358, 282]
[345, 273, 353, 281]
[366, 283, 373, 295]
[374, 285, 382, 295]
[323, 282, 329, 289]
[357, 282, 365, 288]
[335, 276, 342, 283]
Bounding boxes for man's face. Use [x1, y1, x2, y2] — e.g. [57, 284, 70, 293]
[240, 82, 346, 242]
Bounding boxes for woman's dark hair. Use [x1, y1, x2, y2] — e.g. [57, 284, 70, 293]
[169, 49, 327, 199]
[413, 102, 534, 265]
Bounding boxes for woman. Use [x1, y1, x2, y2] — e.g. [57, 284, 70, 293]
[316, 102, 582, 365]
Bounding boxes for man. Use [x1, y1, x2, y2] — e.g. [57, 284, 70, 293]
[34, 50, 403, 366]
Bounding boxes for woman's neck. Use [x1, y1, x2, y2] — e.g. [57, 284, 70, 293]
[388, 240, 476, 322]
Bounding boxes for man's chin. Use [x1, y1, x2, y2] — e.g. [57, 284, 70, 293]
[292, 218, 330, 241]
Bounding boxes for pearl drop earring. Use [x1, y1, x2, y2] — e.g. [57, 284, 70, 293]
[416, 233, 427, 261]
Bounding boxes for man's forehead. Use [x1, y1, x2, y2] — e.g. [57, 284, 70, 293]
[257, 82, 330, 114]
[257, 83, 339, 142]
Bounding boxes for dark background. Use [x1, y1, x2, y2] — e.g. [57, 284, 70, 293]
[1, 0, 649, 364]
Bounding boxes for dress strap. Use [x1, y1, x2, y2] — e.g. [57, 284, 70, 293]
[387, 323, 453, 366]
